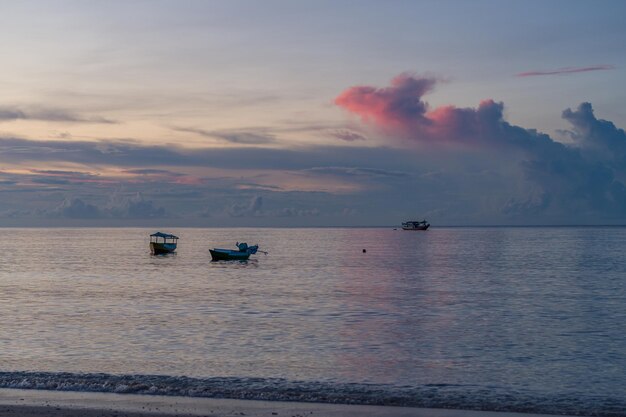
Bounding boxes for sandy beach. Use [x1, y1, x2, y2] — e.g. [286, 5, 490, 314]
[0, 389, 585, 417]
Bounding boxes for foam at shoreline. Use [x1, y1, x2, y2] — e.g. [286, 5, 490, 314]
[0, 388, 588, 417]
[0, 371, 624, 416]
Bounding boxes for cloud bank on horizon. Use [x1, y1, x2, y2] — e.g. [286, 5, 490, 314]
[1, 72, 626, 226]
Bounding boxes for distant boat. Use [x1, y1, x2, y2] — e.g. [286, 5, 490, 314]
[150, 232, 179, 255]
[402, 220, 430, 230]
[210, 242, 259, 261]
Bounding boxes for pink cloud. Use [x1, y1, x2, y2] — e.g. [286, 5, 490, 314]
[335, 74, 506, 145]
[334, 73, 437, 134]
[516, 65, 614, 77]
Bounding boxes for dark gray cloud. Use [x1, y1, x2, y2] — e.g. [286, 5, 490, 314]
[0, 208, 32, 218]
[0, 106, 116, 124]
[107, 192, 167, 219]
[31, 169, 96, 177]
[505, 103, 626, 219]
[274, 207, 320, 217]
[223, 194, 321, 219]
[29, 170, 101, 183]
[516, 65, 615, 77]
[32, 178, 70, 185]
[0, 109, 26, 120]
[173, 126, 275, 144]
[306, 166, 410, 179]
[176, 123, 370, 144]
[227, 195, 264, 217]
[562, 102, 626, 167]
[0, 186, 67, 194]
[330, 129, 367, 142]
[0, 135, 427, 172]
[42, 193, 167, 220]
[212, 131, 276, 145]
[52, 198, 102, 219]
[123, 169, 185, 176]
[502, 192, 552, 217]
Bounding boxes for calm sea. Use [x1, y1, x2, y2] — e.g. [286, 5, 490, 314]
[0, 227, 624, 416]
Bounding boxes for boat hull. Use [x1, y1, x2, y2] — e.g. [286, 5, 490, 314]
[210, 249, 251, 261]
[402, 224, 430, 230]
[150, 242, 177, 255]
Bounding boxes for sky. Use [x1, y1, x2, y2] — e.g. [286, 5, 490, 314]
[1, 0, 626, 226]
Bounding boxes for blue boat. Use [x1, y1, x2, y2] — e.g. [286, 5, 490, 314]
[150, 232, 179, 255]
[210, 242, 259, 261]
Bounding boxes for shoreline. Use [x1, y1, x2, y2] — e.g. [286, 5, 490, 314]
[0, 388, 587, 417]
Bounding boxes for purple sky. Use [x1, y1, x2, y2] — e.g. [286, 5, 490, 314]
[1, 0, 625, 226]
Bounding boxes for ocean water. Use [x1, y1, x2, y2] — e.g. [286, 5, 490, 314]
[0, 227, 625, 416]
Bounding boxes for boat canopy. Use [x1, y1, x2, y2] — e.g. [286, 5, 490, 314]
[150, 232, 178, 239]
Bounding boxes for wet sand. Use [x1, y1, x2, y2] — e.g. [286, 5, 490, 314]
[0, 388, 585, 417]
